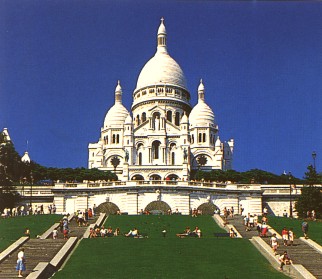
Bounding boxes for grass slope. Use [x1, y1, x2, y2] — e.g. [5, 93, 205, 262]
[268, 216, 322, 245]
[0, 214, 61, 251]
[54, 215, 287, 279]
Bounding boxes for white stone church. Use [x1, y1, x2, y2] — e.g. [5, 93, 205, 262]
[88, 19, 234, 182]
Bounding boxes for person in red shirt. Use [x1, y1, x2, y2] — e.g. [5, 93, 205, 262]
[281, 227, 289, 246]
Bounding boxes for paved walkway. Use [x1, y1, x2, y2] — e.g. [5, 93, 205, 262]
[228, 215, 322, 279]
[0, 215, 97, 279]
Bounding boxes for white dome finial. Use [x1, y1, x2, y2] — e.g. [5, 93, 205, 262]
[115, 80, 122, 104]
[157, 17, 167, 53]
[198, 79, 205, 101]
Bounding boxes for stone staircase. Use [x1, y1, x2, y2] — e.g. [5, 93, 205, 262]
[0, 216, 97, 278]
[0, 239, 65, 279]
[228, 215, 322, 279]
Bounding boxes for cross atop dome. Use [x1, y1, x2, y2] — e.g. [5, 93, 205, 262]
[157, 17, 167, 53]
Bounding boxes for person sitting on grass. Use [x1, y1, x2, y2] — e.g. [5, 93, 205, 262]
[278, 251, 292, 271]
[106, 227, 114, 237]
[114, 227, 120, 236]
[176, 227, 191, 238]
[24, 228, 30, 238]
[89, 227, 97, 238]
[191, 226, 202, 238]
[229, 227, 236, 238]
[125, 227, 139, 237]
[100, 226, 106, 237]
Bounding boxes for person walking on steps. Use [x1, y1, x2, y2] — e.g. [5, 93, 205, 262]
[16, 248, 26, 277]
[301, 221, 309, 239]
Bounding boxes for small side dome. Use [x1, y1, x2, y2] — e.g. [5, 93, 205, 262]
[104, 104, 129, 128]
[21, 151, 31, 163]
[124, 114, 132, 125]
[103, 81, 129, 128]
[215, 137, 221, 147]
[189, 80, 215, 127]
[189, 101, 215, 127]
[181, 113, 188, 124]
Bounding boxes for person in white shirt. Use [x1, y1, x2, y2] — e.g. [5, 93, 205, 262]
[270, 233, 279, 255]
[16, 248, 26, 277]
[52, 228, 58, 239]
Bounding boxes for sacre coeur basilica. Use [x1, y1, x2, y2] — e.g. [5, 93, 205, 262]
[88, 18, 234, 182]
[9, 19, 300, 217]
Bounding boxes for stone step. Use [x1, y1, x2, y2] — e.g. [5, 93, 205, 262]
[227, 215, 322, 278]
[0, 216, 98, 278]
[0, 239, 66, 278]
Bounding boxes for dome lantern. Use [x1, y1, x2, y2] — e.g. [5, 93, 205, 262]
[115, 80, 123, 104]
[198, 79, 205, 102]
[157, 17, 167, 53]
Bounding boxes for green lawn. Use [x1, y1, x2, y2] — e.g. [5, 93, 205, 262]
[268, 216, 322, 245]
[0, 214, 61, 251]
[53, 215, 287, 279]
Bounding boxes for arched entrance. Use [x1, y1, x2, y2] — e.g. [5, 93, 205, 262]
[131, 174, 144, 180]
[197, 202, 220, 215]
[145, 201, 171, 214]
[166, 174, 179, 181]
[150, 174, 161, 180]
[95, 202, 120, 215]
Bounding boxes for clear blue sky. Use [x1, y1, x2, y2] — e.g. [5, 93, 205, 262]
[1, 1, 321, 178]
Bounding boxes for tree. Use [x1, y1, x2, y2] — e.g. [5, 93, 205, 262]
[295, 186, 322, 218]
[295, 165, 322, 218]
[0, 131, 21, 212]
[304, 164, 321, 186]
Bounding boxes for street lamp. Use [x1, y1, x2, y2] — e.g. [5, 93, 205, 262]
[30, 171, 33, 214]
[288, 172, 293, 218]
[312, 151, 317, 171]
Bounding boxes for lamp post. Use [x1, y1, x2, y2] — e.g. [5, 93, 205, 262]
[312, 151, 317, 171]
[30, 171, 33, 214]
[288, 172, 293, 218]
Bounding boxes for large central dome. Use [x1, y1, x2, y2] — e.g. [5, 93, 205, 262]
[135, 19, 187, 91]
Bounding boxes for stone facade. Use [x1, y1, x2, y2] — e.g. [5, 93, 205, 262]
[88, 19, 234, 181]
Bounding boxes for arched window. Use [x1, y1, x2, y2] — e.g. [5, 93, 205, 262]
[166, 110, 172, 122]
[138, 153, 142, 165]
[106, 136, 108, 144]
[191, 135, 194, 144]
[171, 152, 175, 165]
[175, 112, 180, 126]
[112, 134, 116, 144]
[117, 134, 120, 144]
[198, 133, 202, 143]
[137, 115, 140, 126]
[142, 112, 146, 122]
[203, 133, 206, 142]
[152, 141, 161, 159]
